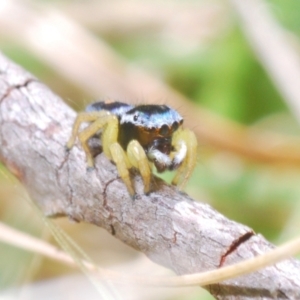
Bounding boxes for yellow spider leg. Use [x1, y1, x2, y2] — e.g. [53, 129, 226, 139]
[171, 128, 198, 189]
[109, 143, 134, 196]
[77, 114, 117, 167]
[127, 140, 152, 194]
[101, 115, 119, 160]
[66, 111, 111, 150]
[70, 111, 135, 195]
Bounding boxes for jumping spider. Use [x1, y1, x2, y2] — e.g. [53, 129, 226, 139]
[66, 101, 197, 197]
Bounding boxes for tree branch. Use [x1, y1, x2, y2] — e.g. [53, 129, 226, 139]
[0, 53, 300, 299]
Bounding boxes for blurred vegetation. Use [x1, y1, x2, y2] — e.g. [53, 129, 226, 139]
[271, 0, 300, 35]
[113, 28, 288, 124]
[1, 0, 300, 299]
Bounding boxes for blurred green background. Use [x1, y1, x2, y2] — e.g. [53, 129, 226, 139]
[0, 0, 300, 299]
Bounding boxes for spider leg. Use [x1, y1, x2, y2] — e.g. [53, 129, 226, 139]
[109, 143, 134, 196]
[98, 115, 136, 196]
[127, 140, 152, 194]
[77, 113, 118, 167]
[67, 110, 136, 196]
[66, 111, 111, 150]
[171, 128, 197, 189]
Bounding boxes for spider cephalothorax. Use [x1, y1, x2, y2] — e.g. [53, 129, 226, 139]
[67, 101, 197, 197]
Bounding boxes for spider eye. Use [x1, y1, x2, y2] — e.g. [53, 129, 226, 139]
[133, 113, 139, 121]
[172, 121, 179, 131]
[159, 124, 169, 136]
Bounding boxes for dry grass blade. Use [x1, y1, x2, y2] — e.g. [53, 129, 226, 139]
[1, 221, 300, 288]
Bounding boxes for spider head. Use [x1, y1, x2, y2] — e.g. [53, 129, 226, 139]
[120, 105, 183, 171]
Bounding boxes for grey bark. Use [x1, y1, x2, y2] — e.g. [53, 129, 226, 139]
[0, 52, 299, 299]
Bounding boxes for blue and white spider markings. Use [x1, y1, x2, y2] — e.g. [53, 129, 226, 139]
[67, 101, 198, 197]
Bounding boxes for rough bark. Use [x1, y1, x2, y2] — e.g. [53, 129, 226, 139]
[0, 52, 299, 299]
